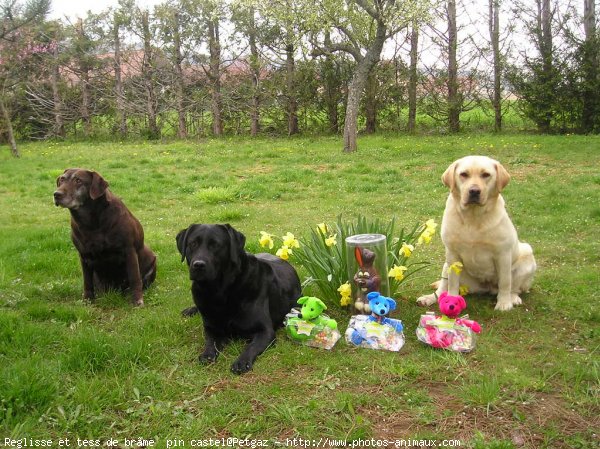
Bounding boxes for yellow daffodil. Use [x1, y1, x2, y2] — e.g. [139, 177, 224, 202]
[337, 282, 352, 298]
[459, 285, 469, 296]
[418, 219, 438, 245]
[418, 230, 433, 245]
[325, 234, 337, 247]
[449, 261, 463, 275]
[276, 245, 292, 260]
[259, 231, 274, 249]
[388, 264, 407, 281]
[282, 232, 300, 249]
[425, 219, 438, 234]
[317, 223, 328, 235]
[400, 242, 414, 258]
[340, 295, 352, 307]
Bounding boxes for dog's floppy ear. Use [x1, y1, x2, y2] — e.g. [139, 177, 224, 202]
[223, 224, 246, 266]
[495, 161, 510, 192]
[442, 162, 457, 191]
[89, 171, 109, 200]
[176, 225, 195, 263]
[386, 297, 397, 312]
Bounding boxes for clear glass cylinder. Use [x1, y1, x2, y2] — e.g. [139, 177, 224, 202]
[345, 233, 389, 314]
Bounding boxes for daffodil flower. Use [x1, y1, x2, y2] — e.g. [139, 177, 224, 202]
[259, 231, 274, 249]
[418, 230, 433, 245]
[340, 295, 352, 307]
[325, 234, 337, 247]
[459, 285, 469, 296]
[337, 282, 352, 298]
[317, 223, 328, 235]
[276, 245, 292, 260]
[282, 232, 300, 249]
[425, 218, 438, 234]
[449, 261, 463, 275]
[388, 264, 407, 281]
[400, 242, 414, 258]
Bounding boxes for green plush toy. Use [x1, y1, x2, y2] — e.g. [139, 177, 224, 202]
[287, 296, 337, 341]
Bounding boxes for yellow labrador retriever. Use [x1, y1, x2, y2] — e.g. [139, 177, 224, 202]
[417, 156, 536, 311]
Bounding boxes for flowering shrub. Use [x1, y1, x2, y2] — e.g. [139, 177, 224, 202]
[259, 215, 436, 309]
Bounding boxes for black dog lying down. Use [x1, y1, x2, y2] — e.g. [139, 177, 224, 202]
[176, 224, 301, 374]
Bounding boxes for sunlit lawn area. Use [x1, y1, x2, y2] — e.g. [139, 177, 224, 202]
[0, 133, 598, 448]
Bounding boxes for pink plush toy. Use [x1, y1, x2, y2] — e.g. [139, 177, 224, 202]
[418, 292, 481, 350]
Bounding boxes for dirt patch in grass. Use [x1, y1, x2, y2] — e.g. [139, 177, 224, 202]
[367, 381, 597, 446]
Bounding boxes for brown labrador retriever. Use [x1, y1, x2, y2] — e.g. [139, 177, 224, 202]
[54, 168, 157, 305]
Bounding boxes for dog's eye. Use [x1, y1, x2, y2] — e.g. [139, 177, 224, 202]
[74, 178, 82, 185]
[459, 172, 469, 178]
[481, 172, 491, 179]
[188, 240, 198, 249]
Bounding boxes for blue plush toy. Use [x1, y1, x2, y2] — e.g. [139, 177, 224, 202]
[349, 292, 404, 348]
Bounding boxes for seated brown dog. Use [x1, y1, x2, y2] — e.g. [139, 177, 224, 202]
[54, 168, 156, 305]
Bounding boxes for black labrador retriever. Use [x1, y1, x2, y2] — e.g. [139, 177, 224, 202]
[176, 224, 301, 374]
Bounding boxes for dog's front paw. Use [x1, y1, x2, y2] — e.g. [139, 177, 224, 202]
[181, 306, 200, 317]
[511, 294, 523, 306]
[416, 293, 437, 307]
[199, 351, 218, 365]
[494, 300, 513, 311]
[231, 357, 253, 375]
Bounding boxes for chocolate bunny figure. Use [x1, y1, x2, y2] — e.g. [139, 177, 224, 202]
[353, 247, 381, 314]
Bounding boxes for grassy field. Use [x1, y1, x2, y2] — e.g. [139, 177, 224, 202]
[0, 134, 598, 448]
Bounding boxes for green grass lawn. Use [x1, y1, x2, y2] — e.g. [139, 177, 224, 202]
[0, 134, 598, 448]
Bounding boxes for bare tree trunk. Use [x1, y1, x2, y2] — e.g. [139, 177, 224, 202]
[582, 0, 597, 132]
[536, 0, 553, 133]
[113, 14, 127, 138]
[407, 24, 419, 133]
[364, 71, 377, 134]
[80, 69, 92, 137]
[173, 11, 187, 138]
[248, 7, 260, 136]
[343, 20, 386, 152]
[51, 42, 65, 138]
[489, 0, 502, 132]
[447, 0, 460, 133]
[0, 94, 19, 157]
[323, 31, 339, 134]
[76, 19, 92, 138]
[286, 41, 299, 135]
[142, 10, 159, 139]
[207, 17, 223, 136]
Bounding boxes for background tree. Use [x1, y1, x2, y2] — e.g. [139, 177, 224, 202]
[421, 0, 481, 133]
[507, 0, 570, 133]
[310, 0, 431, 151]
[0, 0, 50, 156]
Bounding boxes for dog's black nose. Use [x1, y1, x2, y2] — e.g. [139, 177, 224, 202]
[468, 187, 481, 197]
[53, 191, 63, 200]
[192, 260, 207, 270]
